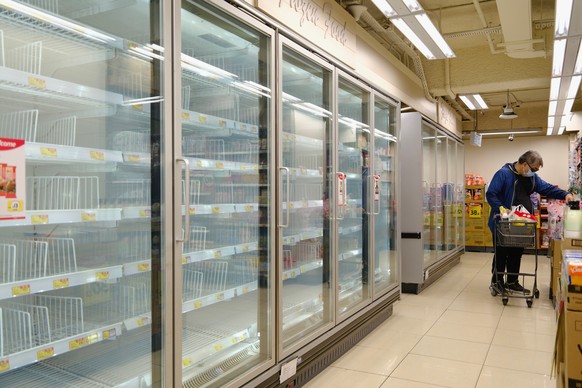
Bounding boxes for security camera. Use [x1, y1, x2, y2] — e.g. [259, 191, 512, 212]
[508, 134, 514, 141]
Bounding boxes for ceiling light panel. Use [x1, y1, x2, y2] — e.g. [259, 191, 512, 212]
[555, 0, 573, 37]
[460, 94, 488, 110]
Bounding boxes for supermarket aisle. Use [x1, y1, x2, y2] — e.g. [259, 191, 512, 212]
[305, 252, 556, 388]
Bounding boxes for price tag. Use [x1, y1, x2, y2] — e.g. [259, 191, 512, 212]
[183, 358, 193, 367]
[37, 347, 55, 360]
[12, 284, 31, 296]
[103, 328, 116, 339]
[89, 151, 105, 161]
[136, 318, 145, 327]
[96, 271, 110, 280]
[139, 209, 151, 217]
[53, 278, 69, 289]
[82, 212, 96, 222]
[69, 337, 89, 350]
[244, 205, 253, 212]
[31, 214, 49, 224]
[242, 286, 249, 294]
[138, 263, 150, 272]
[214, 344, 223, 352]
[212, 207, 220, 214]
[8, 200, 23, 212]
[182, 112, 190, 120]
[214, 250, 222, 258]
[453, 204, 463, 218]
[28, 76, 46, 88]
[0, 360, 10, 372]
[469, 203, 482, 219]
[240, 123, 247, 131]
[194, 301, 202, 309]
[216, 293, 224, 301]
[188, 207, 196, 215]
[196, 160, 203, 168]
[182, 256, 188, 264]
[240, 164, 246, 171]
[40, 147, 57, 157]
[132, 104, 144, 111]
[219, 119, 226, 127]
[126, 154, 141, 163]
[290, 271, 296, 278]
[198, 115, 208, 123]
[242, 245, 249, 253]
[423, 213, 431, 226]
[435, 213, 444, 226]
[215, 162, 224, 169]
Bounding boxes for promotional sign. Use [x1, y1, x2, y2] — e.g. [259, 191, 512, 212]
[0, 137, 26, 221]
[337, 172, 346, 206]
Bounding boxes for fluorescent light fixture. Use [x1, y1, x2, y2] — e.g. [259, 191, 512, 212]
[576, 44, 582, 74]
[370, 0, 455, 60]
[550, 77, 561, 100]
[547, 127, 553, 136]
[548, 100, 557, 116]
[480, 130, 542, 136]
[564, 99, 575, 114]
[555, 0, 573, 37]
[558, 126, 566, 135]
[0, 0, 116, 43]
[548, 116, 556, 129]
[415, 14, 455, 58]
[391, 18, 435, 59]
[460, 94, 488, 110]
[567, 75, 581, 99]
[552, 39, 567, 76]
[370, 0, 397, 17]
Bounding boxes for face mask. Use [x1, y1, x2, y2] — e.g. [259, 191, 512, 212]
[524, 171, 535, 177]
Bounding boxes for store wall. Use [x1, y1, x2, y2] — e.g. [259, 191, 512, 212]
[465, 136, 570, 191]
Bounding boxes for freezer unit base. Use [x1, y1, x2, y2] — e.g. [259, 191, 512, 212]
[252, 291, 398, 388]
[402, 251, 462, 294]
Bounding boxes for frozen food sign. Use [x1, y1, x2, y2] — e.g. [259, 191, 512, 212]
[0, 137, 26, 221]
[259, 0, 357, 66]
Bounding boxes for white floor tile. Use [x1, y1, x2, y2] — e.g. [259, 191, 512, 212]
[447, 298, 504, 316]
[381, 377, 448, 387]
[391, 354, 482, 388]
[476, 366, 555, 388]
[425, 320, 496, 344]
[303, 366, 388, 388]
[392, 303, 446, 322]
[436, 309, 501, 329]
[497, 314, 557, 336]
[484, 344, 554, 375]
[492, 329, 555, 352]
[410, 335, 489, 364]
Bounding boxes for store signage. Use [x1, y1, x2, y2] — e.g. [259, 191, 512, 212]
[437, 97, 461, 135]
[0, 137, 26, 221]
[258, 0, 357, 66]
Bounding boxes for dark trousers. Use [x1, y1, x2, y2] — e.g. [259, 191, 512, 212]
[491, 243, 524, 284]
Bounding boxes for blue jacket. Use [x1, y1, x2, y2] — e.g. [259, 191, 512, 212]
[486, 162, 569, 232]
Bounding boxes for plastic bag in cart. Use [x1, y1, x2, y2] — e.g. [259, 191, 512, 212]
[504, 205, 537, 222]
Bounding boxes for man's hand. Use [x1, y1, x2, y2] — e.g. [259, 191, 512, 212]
[566, 193, 575, 203]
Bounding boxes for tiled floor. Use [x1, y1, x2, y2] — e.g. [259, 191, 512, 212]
[304, 251, 557, 388]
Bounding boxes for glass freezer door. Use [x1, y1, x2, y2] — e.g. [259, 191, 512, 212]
[279, 39, 333, 354]
[0, 0, 167, 386]
[372, 96, 398, 296]
[336, 75, 371, 316]
[179, 1, 274, 386]
[422, 125, 437, 266]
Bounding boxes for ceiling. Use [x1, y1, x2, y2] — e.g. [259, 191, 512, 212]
[336, 0, 581, 138]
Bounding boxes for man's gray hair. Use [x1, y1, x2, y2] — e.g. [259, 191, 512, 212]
[518, 150, 543, 167]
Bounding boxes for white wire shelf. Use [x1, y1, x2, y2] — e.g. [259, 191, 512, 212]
[282, 261, 323, 281]
[0, 66, 123, 107]
[25, 142, 123, 166]
[182, 281, 257, 315]
[282, 228, 324, 245]
[181, 110, 258, 136]
[186, 156, 259, 174]
[0, 209, 122, 227]
[0, 322, 122, 375]
[0, 266, 123, 300]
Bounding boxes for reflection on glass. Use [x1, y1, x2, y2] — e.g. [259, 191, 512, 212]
[281, 46, 332, 350]
[456, 144, 465, 248]
[422, 125, 437, 265]
[180, 2, 272, 385]
[373, 98, 398, 295]
[0, 0, 162, 386]
[337, 77, 370, 315]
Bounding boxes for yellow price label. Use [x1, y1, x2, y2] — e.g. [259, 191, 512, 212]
[103, 329, 115, 339]
[138, 263, 150, 272]
[244, 205, 253, 212]
[126, 154, 141, 163]
[132, 104, 144, 111]
[283, 273, 289, 280]
[89, 150, 105, 160]
[242, 287, 249, 294]
[40, 147, 57, 157]
[198, 115, 208, 123]
[423, 213, 431, 226]
[240, 164, 246, 171]
[242, 245, 249, 253]
[219, 119, 226, 127]
[31, 214, 49, 224]
[12, 284, 31, 296]
[215, 162, 224, 169]
[139, 209, 151, 217]
[212, 207, 220, 214]
[182, 256, 188, 264]
[290, 271, 296, 277]
[96, 271, 110, 280]
[289, 203, 295, 209]
[37, 347, 55, 360]
[291, 134, 297, 141]
[214, 250, 222, 258]
[196, 160, 203, 167]
[53, 278, 69, 289]
[0, 360, 10, 372]
[453, 205, 463, 218]
[435, 213, 444, 226]
[216, 293, 224, 301]
[214, 344, 223, 352]
[82, 212, 96, 222]
[28, 76, 46, 88]
[183, 358, 193, 367]
[8, 200, 23, 212]
[137, 318, 144, 327]
[188, 207, 196, 215]
[469, 204, 482, 219]
[182, 112, 190, 120]
[194, 301, 202, 309]
[69, 337, 89, 350]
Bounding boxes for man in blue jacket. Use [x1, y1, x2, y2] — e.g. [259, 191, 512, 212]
[486, 150, 573, 294]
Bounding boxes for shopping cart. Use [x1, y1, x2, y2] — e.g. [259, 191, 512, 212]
[489, 217, 540, 307]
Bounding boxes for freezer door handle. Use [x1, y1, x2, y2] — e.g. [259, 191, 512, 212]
[401, 232, 421, 239]
[177, 158, 191, 242]
[279, 167, 290, 228]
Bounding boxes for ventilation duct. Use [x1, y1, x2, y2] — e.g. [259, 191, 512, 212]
[496, 0, 545, 58]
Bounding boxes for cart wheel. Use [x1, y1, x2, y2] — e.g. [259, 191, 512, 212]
[526, 299, 533, 308]
[489, 286, 498, 296]
[502, 297, 508, 306]
[534, 289, 540, 299]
